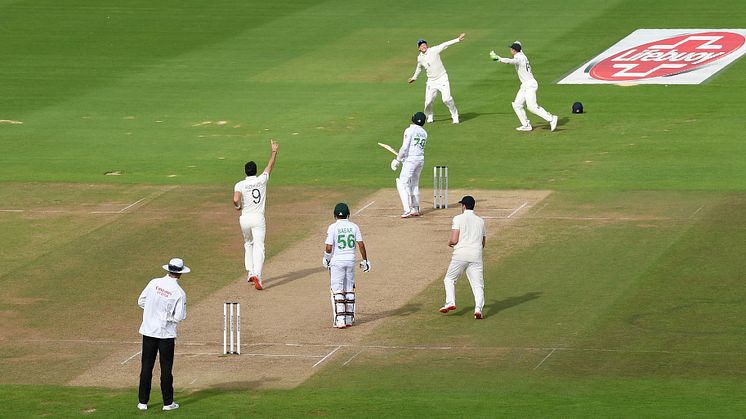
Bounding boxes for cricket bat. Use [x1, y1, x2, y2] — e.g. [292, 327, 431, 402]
[377, 142, 398, 156]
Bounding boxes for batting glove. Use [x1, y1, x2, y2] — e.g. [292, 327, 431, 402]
[322, 252, 331, 269]
[360, 260, 371, 272]
[489, 51, 500, 61]
[390, 159, 400, 171]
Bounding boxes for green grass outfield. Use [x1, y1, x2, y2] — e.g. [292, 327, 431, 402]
[2, 0, 746, 417]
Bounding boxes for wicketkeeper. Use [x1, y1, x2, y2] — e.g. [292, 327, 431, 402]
[323, 203, 371, 328]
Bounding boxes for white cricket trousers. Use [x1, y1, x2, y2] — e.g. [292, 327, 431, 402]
[239, 213, 266, 278]
[330, 262, 356, 327]
[396, 158, 424, 213]
[512, 81, 553, 126]
[443, 258, 484, 313]
[424, 75, 459, 121]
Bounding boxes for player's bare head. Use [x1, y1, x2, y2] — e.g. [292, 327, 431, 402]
[244, 161, 257, 176]
[458, 195, 476, 210]
[334, 202, 350, 219]
[417, 39, 428, 52]
[509, 41, 522, 55]
[411, 111, 426, 126]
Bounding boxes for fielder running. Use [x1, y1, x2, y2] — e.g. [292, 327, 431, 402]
[233, 140, 279, 290]
[438, 196, 487, 319]
[408, 33, 465, 124]
[391, 112, 427, 218]
[490, 41, 558, 132]
[322, 203, 371, 329]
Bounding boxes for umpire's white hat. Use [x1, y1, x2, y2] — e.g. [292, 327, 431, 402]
[163, 257, 191, 274]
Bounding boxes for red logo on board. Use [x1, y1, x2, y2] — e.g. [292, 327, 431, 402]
[588, 31, 746, 81]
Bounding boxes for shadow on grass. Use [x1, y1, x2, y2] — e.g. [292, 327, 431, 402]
[483, 291, 542, 318]
[179, 378, 277, 405]
[357, 303, 423, 325]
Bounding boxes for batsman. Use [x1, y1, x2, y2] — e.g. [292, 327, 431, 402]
[322, 203, 371, 328]
[391, 112, 428, 218]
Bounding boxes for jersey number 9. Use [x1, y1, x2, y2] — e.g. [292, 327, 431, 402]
[251, 188, 262, 204]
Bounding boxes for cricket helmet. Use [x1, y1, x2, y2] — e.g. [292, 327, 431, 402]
[412, 111, 426, 126]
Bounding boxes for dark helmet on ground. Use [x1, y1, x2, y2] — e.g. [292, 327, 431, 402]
[412, 111, 426, 126]
[334, 202, 350, 218]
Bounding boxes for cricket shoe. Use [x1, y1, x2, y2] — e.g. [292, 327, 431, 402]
[438, 305, 456, 313]
[426, 115, 434, 123]
[550, 115, 558, 132]
[401, 211, 415, 218]
[249, 275, 264, 291]
[452, 117, 460, 124]
[162, 402, 179, 411]
[474, 311, 483, 320]
[137, 403, 148, 411]
[516, 123, 533, 131]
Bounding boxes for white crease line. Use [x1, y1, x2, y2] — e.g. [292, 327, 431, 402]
[691, 205, 704, 218]
[121, 351, 141, 365]
[313, 345, 341, 368]
[119, 197, 146, 213]
[190, 378, 198, 385]
[0, 209, 24, 212]
[353, 201, 375, 216]
[507, 202, 528, 219]
[343, 349, 364, 366]
[533, 348, 556, 370]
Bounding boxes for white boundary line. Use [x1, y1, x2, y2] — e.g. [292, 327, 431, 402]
[312, 345, 341, 368]
[507, 202, 528, 219]
[533, 348, 556, 370]
[353, 201, 375, 216]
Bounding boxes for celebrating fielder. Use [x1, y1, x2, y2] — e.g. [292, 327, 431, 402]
[391, 112, 427, 218]
[490, 41, 558, 132]
[438, 196, 487, 319]
[233, 140, 279, 290]
[408, 33, 465, 124]
[323, 203, 371, 329]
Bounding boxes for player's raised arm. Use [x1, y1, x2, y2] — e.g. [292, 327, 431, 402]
[263, 139, 279, 174]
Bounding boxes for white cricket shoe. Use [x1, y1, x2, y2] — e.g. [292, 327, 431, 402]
[426, 115, 434, 123]
[137, 403, 148, 411]
[516, 123, 533, 131]
[401, 210, 414, 218]
[452, 116, 460, 124]
[550, 115, 558, 132]
[162, 402, 179, 411]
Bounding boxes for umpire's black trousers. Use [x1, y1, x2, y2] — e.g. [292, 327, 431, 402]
[138, 335, 175, 405]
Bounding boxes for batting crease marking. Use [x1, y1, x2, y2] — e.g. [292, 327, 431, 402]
[119, 197, 146, 213]
[507, 202, 528, 219]
[533, 348, 556, 370]
[353, 201, 375, 216]
[691, 205, 704, 218]
[0, 209, 24, 213]
[343, 349, 365, 366]
[312, 345, 342, 368]
[121, 351, 141, 365]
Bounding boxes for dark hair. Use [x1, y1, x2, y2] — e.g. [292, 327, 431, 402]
[244, 161, 257, 176]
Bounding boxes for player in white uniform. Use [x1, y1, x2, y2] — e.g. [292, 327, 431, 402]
[390, 112, 427, 218]
[322, 203, 371, 328]
[408, 33, 465, 124]
[233, 140, 279, 290]
[490, 42, 558, 132]
[438, 196, 487, 319]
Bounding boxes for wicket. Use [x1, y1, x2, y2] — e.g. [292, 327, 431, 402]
[223, 302, 241, 355]
[433, 165, 448, 209]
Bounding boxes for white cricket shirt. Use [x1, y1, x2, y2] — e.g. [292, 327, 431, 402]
[138, 275, 187, 339]
[234, 172, 269, 216]
[451, 210, 486, 263]
[397, 124, 428, 162]
[499, 52, 538, 87]
[325, 219, 363, 265]
[411, 38, 460, 82]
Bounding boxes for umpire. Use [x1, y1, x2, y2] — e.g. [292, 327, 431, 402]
[136, 258, 189, 411]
